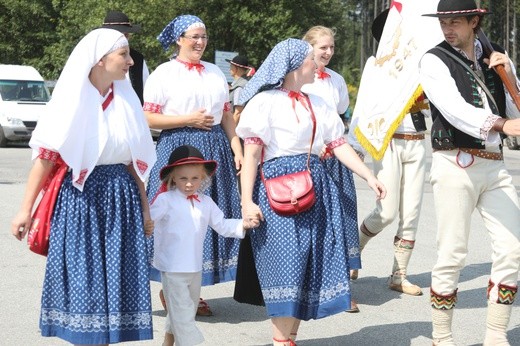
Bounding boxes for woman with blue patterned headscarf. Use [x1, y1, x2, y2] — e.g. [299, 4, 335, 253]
[143, 14, 243, 340]
[236, 38, 386, 346]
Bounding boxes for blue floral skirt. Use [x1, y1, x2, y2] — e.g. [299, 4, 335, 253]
[40, 164, 153, 344]
[147, 125, 241, 285]
[251, 154, 358, 320]
[323, 157, 361, 269]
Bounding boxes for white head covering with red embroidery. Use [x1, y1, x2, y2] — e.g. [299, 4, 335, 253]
[30, 28, 156, 191]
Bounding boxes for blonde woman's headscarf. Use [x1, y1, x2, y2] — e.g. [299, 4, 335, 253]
[30, 28, 156, 191]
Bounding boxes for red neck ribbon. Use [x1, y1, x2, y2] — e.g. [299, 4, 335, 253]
[317, 70, 330, 79]
[186, 194, 200, 203]
[176, 58, 205, 73]
[102, 84, 114, 111]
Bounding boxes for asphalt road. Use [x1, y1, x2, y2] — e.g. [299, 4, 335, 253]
[1, 140, 519, 346]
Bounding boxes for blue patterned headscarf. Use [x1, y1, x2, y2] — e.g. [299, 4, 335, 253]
[238, 38, 312, 106]
[157, 15, 205, 51]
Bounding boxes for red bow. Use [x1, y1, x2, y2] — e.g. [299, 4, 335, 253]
[280, 88, 310, 123]
[176, 58, 205, 73]
[317, 70, 330, 79]
[187, 194, 200, 203]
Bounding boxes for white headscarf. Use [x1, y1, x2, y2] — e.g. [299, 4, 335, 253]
[30, 28, 156, 191]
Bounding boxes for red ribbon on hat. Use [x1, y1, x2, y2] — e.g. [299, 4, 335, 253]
[176, 58, 205, 73]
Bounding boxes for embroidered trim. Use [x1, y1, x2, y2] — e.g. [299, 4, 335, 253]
[143, 102, 162, 114]
[481, 115, 500, 140]
[261, 280, 350, 305]
[394, 236, 415, 249]
[431, 288, 457, 310]
[76, 169, 88, 186]
[202, 255, 238, 273]
[244, 137, 264, 146]
[497, 283, 518, 305]
[38, 148, 61, 163]
[223, 102, 231, 112]
[487, 280, 495, 299]
[136, 159, 148, 175]
[40, 308, 152, 332]
[326, 137, 346, 150]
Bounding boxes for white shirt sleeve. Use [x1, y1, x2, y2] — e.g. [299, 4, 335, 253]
[142, 60, 150, 86]
[419, 52, 496, 140]
[207, 199, 244, 239]
[150, 193, 168, 222]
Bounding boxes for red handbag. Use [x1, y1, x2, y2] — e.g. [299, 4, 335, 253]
[27, 159, 67, 256]
[261, 94, 317, 216]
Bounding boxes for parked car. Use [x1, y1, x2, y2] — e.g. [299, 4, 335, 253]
[0, 65, 51, 147]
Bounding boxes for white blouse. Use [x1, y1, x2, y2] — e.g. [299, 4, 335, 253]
[236, 89, 345, 162]
[143, 59, 229, 124]
[301, 67, 349, 115]
[96, 92, 132, 165]
[151, 189, 244, 273]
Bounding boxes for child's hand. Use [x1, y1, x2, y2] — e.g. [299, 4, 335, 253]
[144, 219, 154, 237]
[243, 217, 260, 230]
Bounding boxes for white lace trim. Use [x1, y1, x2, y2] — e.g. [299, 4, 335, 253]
[41, 309, 151, 332]
[262, 281, 350, 304]
[202, 254, 238, 273]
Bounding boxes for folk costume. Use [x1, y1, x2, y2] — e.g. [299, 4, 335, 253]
[144, 15, 241, 286]
[302, 66, 360, 272]
[421, 0, 520, 344]
[29, 28, 156, 344]
[347, 8, 429, 296]
[151, 145, 245, 345]
[235, 39, 359, 320]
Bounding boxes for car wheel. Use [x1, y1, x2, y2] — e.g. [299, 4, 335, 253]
[0, 126, 7, 147]
[506, 136, 520, 150]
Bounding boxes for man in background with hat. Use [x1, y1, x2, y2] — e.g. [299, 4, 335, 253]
[420, 0, 520, 344]
[226, 55, 254, 123]
[102, 10, 149, 105]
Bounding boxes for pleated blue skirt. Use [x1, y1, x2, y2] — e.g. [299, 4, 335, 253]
[251, 154, 358, 321]
[323, 157, 361, 269]
[40, 164, 153, 344]
[147, 125, 241, 285]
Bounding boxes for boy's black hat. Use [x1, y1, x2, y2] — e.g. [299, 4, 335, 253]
[160, 145, 217, 180]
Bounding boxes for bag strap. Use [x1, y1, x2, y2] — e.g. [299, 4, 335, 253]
[260, 93, 317, 183]
[433, 46, 499, 112]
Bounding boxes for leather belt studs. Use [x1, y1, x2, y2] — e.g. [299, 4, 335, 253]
[459, 148, 503, 161]
[392, 133, 425, 140]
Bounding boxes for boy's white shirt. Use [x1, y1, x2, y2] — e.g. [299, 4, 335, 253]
[151, 188, 244, 273]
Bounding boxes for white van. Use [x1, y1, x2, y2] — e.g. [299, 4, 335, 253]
[0, 65, 51, 147]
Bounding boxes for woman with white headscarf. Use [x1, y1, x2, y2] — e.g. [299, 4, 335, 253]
[143, 15, 243, 313]
[237, 38, 386, 346]
[11, 28, 156, 344]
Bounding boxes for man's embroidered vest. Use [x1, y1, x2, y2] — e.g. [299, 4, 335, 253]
[427, 40, 506, 150]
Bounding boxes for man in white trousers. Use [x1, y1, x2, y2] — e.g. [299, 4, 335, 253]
[420, 0, 520, 344]
[348, 8, 429, 297]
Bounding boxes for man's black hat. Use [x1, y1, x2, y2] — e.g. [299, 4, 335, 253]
[102, 10, 141, 33]
[423, 0, 490, 18]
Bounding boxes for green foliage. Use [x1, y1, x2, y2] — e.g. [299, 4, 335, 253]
[1, 0, 517, 89]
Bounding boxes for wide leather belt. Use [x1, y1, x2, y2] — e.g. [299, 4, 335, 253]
[392, 133, 425, 140]
[459, 148, 503, 161]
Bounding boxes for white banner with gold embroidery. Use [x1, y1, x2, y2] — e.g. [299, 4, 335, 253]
[352, 0, 443, 160]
